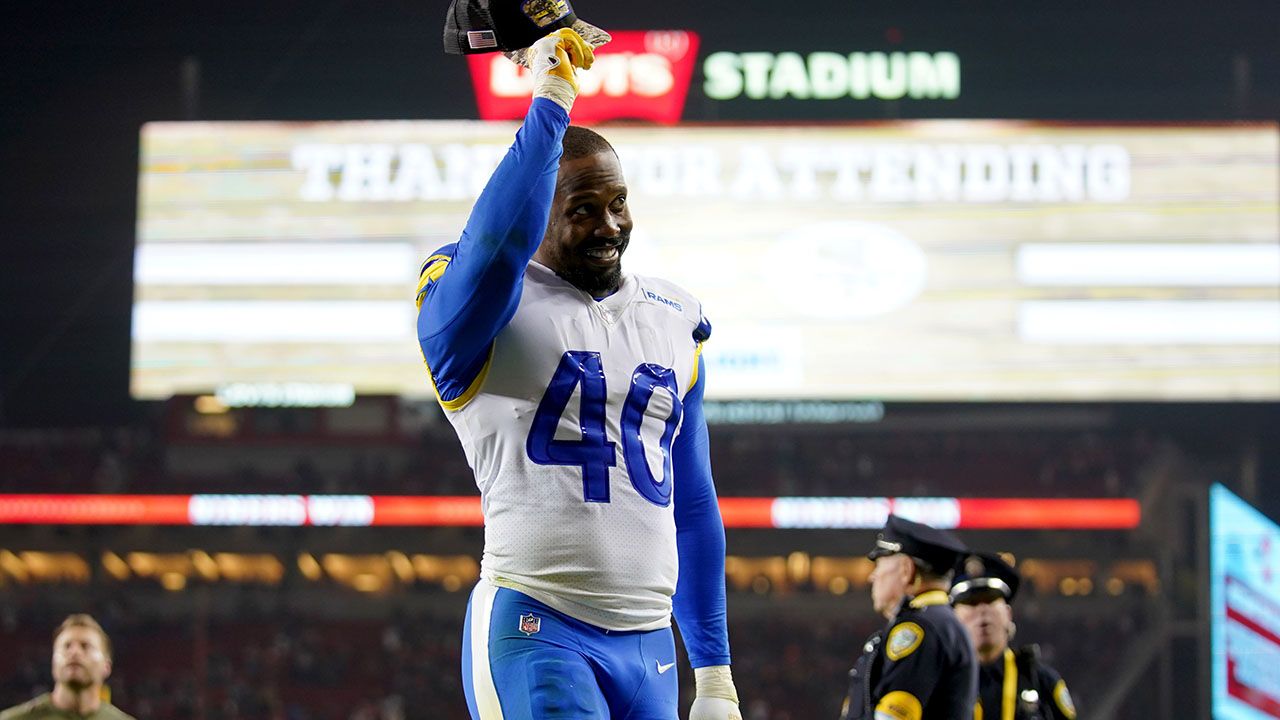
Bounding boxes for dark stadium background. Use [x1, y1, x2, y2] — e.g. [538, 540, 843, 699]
[1, 1, 1278, 719]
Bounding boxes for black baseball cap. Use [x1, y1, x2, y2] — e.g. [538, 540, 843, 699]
[950, 552, 1021, 605]
[444, 0, 609, 55]
[867, 514, 968, 575]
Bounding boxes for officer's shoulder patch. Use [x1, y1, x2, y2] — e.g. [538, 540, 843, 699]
[886, 621, 924, 661]
[1053, 679, 1077, 720]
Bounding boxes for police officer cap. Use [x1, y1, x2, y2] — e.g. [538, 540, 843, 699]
[444, 0, 610, 55]
[950, 551, 1021, 605]
[866, 514, 968, 575]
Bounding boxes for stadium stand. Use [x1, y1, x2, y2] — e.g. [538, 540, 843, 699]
[0, 590, 1150, 720]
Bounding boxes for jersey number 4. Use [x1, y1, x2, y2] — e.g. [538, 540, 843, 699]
[526, 350, 683, 507]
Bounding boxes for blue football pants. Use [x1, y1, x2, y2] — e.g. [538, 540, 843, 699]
[462, 580, 680, 719]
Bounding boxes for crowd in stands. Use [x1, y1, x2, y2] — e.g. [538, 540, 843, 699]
[0, 408, 1162, 717]
[706, 428, 1151, 498]
[0, 415, 1156, 498]
[0, 589, 1149, 720]
[0, 424, 1163, 715]
[0, 427, 160, 495]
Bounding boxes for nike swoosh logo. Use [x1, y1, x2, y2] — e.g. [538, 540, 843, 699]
[656, 660, 676, 674]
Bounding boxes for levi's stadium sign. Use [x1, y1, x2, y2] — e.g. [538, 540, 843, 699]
[703, 51, 961, 102]
[467, 30, 700, 123]
[467, 31, 963, 123]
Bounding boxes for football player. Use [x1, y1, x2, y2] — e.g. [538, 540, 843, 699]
[418, 25, 739, 720]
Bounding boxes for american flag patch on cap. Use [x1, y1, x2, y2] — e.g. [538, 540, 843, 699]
[467, 30, 498, 49]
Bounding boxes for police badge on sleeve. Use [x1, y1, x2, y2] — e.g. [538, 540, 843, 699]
[886, 622, 924, 661]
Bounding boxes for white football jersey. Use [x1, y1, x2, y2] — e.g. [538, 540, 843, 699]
[442, 261, 705, 632]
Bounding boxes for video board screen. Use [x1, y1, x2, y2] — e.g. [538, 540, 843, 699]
[134, 120, 1279, 400]
[1211, 484, 1280, 720]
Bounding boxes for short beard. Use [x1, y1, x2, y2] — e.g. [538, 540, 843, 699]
[558, 232, 630, 297]
[560, 263, 623, 297]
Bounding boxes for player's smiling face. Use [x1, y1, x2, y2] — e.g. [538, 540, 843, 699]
[536, 150, 632, 297]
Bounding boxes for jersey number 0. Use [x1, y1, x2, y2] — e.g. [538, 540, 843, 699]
[526, 350, 684, 507]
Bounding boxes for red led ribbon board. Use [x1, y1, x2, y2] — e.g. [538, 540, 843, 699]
[467, 31, 700, 124]
[0, 494, 1139, 530]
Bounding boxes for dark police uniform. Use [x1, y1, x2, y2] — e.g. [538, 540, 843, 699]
[952, 553, 1078, 720]
[840, 516, 977, 720]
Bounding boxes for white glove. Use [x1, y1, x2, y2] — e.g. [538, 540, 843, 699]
[690, 665, 742, 720]
[527, 27, 594, 112]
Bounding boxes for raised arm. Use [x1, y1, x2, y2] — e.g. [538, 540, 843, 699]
[416, 29, 593, 405]
[416, 98, 568, 403]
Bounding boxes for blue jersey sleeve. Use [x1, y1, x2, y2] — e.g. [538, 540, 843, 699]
[671, 354, 731, 668]
[416, 97, 570, 405]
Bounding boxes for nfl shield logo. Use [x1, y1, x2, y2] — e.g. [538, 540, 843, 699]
[518, 613, 541, 636]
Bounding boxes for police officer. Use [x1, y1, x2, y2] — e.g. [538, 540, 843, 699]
[951, 552, 1079, 720]
[840, 515, 977, 720]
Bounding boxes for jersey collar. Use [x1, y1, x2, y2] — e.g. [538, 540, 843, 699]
[527, 260, 637, 311]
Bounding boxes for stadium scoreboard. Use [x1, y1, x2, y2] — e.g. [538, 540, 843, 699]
[134, 120, 1279, 401]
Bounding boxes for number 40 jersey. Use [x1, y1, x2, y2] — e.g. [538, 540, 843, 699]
[437, 258, 709, 633]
